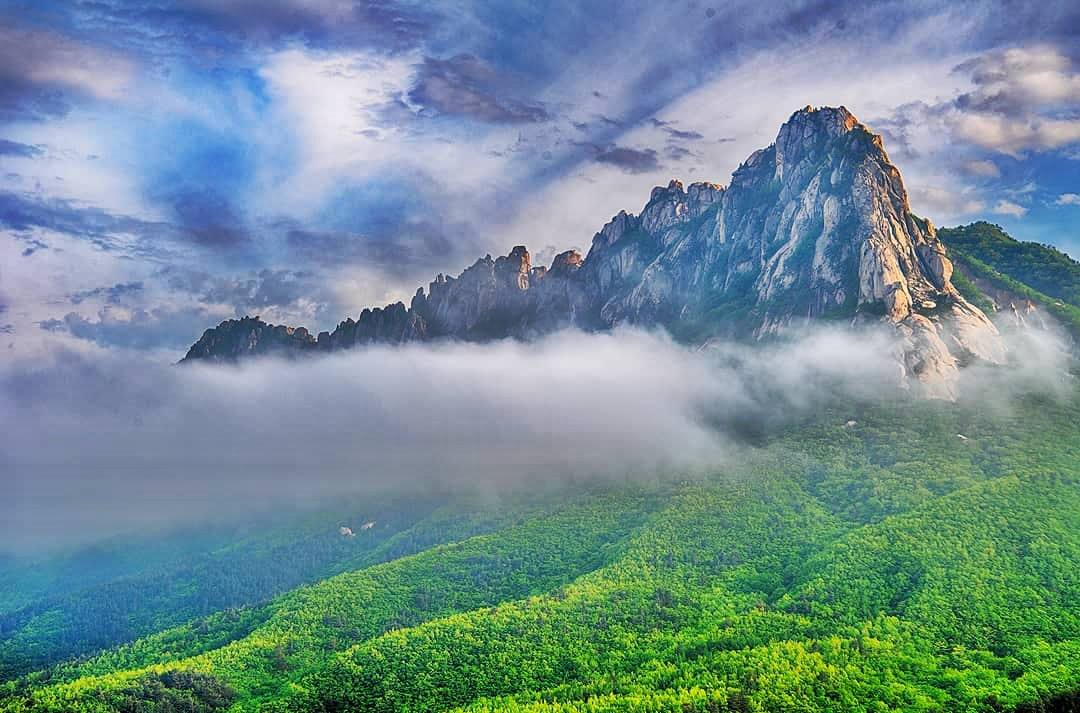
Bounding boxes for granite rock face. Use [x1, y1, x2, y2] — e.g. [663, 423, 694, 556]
[181, 106, 1005, 395]
[183, 317, 320, 362]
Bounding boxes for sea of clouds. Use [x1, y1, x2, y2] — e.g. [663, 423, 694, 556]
[1, 324, 1072, 552]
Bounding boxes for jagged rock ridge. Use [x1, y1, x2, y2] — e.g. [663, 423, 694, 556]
[182, 106, 1005, 396]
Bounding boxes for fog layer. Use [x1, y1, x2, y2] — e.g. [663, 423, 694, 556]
[1, 326, 1071, 552]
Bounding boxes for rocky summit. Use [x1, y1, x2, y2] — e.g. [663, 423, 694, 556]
[182, 105, 1005, 396]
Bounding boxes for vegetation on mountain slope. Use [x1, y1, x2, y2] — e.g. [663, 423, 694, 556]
[0, 495, 456, 678]
[0, 485, 625, 681]
[938, 222, 1080, 307]
[939, 222, 1080, 339]
[1, 386, 1078, 713]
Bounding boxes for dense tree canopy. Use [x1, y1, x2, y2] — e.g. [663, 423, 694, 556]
[939, 222, 1080, 339]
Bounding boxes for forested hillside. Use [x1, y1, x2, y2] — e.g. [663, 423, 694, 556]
[940, 222, 1080, 338]
[0, 488, 603, 680]
[0, 495, 451, 678]
[2, 388, 1078, 713]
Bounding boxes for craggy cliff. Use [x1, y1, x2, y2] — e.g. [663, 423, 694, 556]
[182, 106, 1005, 395]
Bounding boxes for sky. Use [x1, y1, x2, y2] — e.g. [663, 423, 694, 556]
[2, 0, 1079, 552]
[0, 0, 1078, 357]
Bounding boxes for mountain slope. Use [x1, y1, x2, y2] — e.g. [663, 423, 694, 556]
[938, 222, 1080, 306]
[182, 106, 1004, 397]
[0, 495, 452, 679]
[0, 486, 634, 681]
[938, 222, 1080, 339]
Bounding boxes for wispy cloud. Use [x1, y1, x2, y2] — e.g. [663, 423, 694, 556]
[407, 54, 549, 124]
[992, 199, 1029, 217]
[0, 25, 134, 121]
[0, 138, 42, 158]
[68, 281, 144, 305]
[0, 190, 174, 256]
[960, 159, 1000, 178]
[38, 305, 223, 351]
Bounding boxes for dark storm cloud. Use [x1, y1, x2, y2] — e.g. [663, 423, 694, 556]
[284, 221, 475, 281]
[665, 145, 695, 161]
[282, 175, 481, 277]
[46, 268, 338, 351]
[0, 189, 255, 258]
[0, 85, 71, 123]
[14, 235, 50, 257]
[156, 264, 335, 321]
[0, 30, 71, 122]
[592, 146, 660, 174]
[407, 54, 549, 124]
[0, 139, 43, 158]
[0, 300, 12, 334]
[68, 281, 145, 305]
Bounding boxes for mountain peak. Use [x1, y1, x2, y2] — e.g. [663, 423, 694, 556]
[181, 106, 1007, 397]
[771, 105, 879, 181]
[778, 105, 862, 149]
[786, 104, 859, 130]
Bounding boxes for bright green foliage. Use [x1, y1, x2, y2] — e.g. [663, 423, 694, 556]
[0, 490, 580, 680]
[99, 670, 235, 713]
[1, 390, 1079, 713]
[939, 222, 1080, 339]
[950, 266, 997, 314]
[938, 222, 1080, 307]
[0, 494, 459, 678]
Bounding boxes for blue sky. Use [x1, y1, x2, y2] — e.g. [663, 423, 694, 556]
[1, 0, 1078, 357]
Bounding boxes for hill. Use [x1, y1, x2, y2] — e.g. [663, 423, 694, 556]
[2, 389, 1078, 713]
[938, 222, 1080, 340]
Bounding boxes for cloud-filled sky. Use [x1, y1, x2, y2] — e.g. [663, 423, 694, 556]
[0, 0, 1078, 356]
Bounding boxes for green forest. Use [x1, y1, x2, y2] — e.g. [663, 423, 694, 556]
[1, 386, 1078, 713]
[939, 222, 1080, 339]
[1, 222, 1079, 712]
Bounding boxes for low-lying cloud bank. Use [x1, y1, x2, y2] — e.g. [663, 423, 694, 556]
[1, 326, 1073, 552]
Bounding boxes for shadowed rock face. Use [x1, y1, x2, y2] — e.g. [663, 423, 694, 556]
[181, 106, 1004, 396]
[182, 317, 321, 361]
